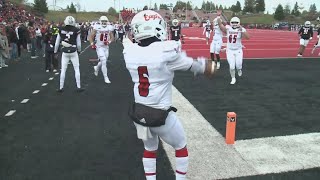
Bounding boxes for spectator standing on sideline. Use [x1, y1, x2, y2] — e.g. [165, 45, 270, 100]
[0, 24, 9, 68]
[28, 21, 37, 59]
[6, 24, 18, 61]
[43, 26, 58, 72]
[35, 25, 42, 49]
[124, 22, 130, 38]
[118, 23, 124, 42]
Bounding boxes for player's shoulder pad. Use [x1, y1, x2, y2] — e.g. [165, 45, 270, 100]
[93, 24, 101, 30]
[162, 40, 181, 53]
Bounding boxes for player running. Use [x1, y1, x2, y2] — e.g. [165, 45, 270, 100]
[217, 16, 250, 85]
[89, 16, 114, 84]
[297, 21, 313, 57]
[203, 20, 211, 45]
[311, 25, 320, 55]
[210, 16, 224, 69]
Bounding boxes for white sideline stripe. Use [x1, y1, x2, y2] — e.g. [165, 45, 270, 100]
[32, 90, 40, 94]
[49, 77, 54, 81]
[41, 83, 48, 87]
[171, 86, 320, 179]
[168, 87, 258, 179]
[184, 48, 314, 51]
[5, 110, 16, 117]
[79, 44, 91, 55]
[235, 133, 320, 174]
[20, 99, 29, 104]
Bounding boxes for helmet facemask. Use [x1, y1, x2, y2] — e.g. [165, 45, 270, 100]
[172, 19, 179, 26]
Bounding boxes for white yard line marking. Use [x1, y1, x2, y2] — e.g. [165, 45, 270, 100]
[49, 77, 54, 81]
[235, 133, 320, 174]
[41, 83, 48, 87]
[32, 90, 40, 94]
[5, 110, 16, 117]
[20, 99, 29, 104]
[168, 87, 257, 180]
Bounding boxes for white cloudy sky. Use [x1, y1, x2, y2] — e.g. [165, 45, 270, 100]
[27, 0, 320, 13]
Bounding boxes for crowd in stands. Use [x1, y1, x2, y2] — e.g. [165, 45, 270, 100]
[121, 9, 135, 23]
[0, 0, 56, 69]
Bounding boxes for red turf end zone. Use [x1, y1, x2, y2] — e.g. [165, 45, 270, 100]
[181, 28, 320, 59]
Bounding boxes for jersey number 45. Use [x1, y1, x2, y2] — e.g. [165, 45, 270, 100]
[100, 33, 109, 42]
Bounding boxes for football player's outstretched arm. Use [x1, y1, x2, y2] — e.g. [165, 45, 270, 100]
[298, 27, 303, 37]
[165, 43, 216, 77]
[89, 29, 96, 46]
[239, 26, 250, 40]
[109, 31, 115, 42]
[54, 34, 61, 53]
[76, 33, 81, 52]
[217, 18, 227, 33]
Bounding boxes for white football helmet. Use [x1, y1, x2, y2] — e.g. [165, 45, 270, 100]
[230, 17, 240, 29]
[64, 16, 76, 26]
[206, 20, 210, 25]
[172, 19, 179, 26]
[99, 16, 109, 27]
[131, 10, 167, 42]
[305, 21, 311, 27]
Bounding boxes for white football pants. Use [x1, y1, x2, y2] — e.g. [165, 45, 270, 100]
[59, 52, 81, 89]
[96, 46, 110, 80]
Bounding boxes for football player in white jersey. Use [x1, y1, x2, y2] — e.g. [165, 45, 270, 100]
[203, 20, 211, 45]
[123, 10, 216, 180]
[311, 26, 320, 55]
[218, 16, 250, 84]
[89, 16, 114, 84]
[210, 17, 223, 69]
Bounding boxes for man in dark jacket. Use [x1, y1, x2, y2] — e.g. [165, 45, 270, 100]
[44, 26, 58, 72]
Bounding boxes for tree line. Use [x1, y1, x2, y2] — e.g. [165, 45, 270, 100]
[274, 2, 318, 20]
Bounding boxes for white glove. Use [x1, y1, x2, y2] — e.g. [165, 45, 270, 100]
[317, 35, 320, 39]
[310, 37, 313, 40]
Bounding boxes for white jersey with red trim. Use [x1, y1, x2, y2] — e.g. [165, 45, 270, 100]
[226, 25, 246, 50]
[123, 41, 193, 110]
[94, 24, 113, 47]
[212, 18, 223, 41]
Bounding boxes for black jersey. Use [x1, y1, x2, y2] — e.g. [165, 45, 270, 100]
[170, 25, 181, 41]
[59, 25, 80, 53]
[299, 26, 313, 40]
[205, 24, 211, 32]
[317, 27, 320, 35]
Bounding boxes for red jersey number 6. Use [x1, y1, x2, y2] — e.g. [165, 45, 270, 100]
[138, 66, 150, 97]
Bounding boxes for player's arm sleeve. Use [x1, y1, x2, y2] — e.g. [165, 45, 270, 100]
[54, 34, 61, 53]
[166, 50, 194, 71]
[298, 28, 303, 35]
[77, 33, 81, 52]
